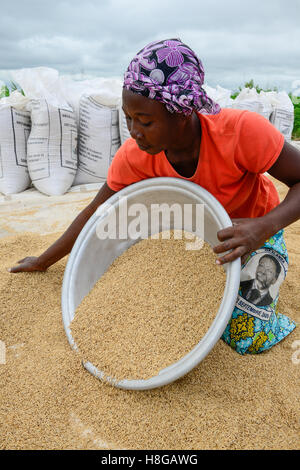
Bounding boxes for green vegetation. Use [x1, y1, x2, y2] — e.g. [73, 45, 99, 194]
[0, 81, 25, 98]
[292, 103, 300, 139]
[231, 80, 300, 140]
[9, 80, 25, 96]
[230, 79, 278, 99]
[0, 85, 9, 98]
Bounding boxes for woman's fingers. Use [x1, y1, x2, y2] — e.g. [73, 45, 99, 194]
[9, 261, 35, 273]
[216, 245, 247, 265]
[214, 223, 251, 264]
[217, 226, 235, 242]
[8, 257, 46, 273]
[215, 219, 254, 264]
[215, 217, 271, 265]
[213, 237, 242, 254]
[231, 218, 245, 225]
[8, 264, 25, 273]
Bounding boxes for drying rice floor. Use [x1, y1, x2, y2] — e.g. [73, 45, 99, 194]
[0, 178, 299, 450]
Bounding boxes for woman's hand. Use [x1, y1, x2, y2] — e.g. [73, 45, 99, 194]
[213, 217, 272, 265]
[8, 257, 48, 273]
[214, 142, 300, 265]
[7, 182, 116, 275]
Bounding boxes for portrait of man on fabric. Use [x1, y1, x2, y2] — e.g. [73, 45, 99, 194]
[240, 254, 282, 307]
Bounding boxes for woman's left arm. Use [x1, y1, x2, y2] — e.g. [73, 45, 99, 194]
[213, 141, 300, 264]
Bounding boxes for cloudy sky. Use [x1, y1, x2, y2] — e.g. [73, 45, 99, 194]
[0, 0, 299, 93]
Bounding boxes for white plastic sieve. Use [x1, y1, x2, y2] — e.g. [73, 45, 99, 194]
[61, 178, 241, 390]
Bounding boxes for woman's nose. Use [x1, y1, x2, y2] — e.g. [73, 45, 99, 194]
[129, 122, 143, 140]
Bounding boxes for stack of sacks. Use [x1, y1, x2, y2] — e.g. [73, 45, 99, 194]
[11, 67, 78, 196]
[232, 88, 294, 140]
[60, 76, 122, 185]
[0, 91, 31, 195]
[1, 67, 295, 197]
[232, 87, 273, 120]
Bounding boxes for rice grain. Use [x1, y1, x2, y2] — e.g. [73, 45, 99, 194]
[71, 231, 226, 381]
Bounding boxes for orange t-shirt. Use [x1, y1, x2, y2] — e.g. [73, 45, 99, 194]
[107, 108, 284, 218]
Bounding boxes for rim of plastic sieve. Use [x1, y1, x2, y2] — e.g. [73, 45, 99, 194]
[62, 178, 241, 390]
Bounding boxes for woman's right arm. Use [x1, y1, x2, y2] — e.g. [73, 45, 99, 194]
[9, 182, 116, 273]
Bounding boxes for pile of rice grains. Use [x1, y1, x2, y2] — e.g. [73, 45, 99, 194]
[71, 231, 225, 381]
[0, 228, 299, 450]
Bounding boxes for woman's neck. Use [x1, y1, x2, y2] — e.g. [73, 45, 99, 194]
[165, 112, 202, 166]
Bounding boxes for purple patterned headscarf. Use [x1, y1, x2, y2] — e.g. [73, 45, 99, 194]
[123, 38, 220, 116]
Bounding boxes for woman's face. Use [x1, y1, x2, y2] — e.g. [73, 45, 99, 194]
[122, 89, 186, 155]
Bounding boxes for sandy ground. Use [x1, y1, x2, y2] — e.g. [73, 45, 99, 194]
[0, 183, 103, 238]
[0, 175, 299, 450]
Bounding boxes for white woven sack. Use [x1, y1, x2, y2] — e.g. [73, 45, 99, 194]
[203, 84, 234, 108]
[0, 92, 31, 195]
[27, 99, 78, 196]
[73, 94, 121, 185]
[269, 91, 294, 141]
[257, 91, 273, 121]
[232, 88, 261, 113]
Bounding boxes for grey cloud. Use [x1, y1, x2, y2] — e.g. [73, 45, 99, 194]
[0, 0, 299, 91]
